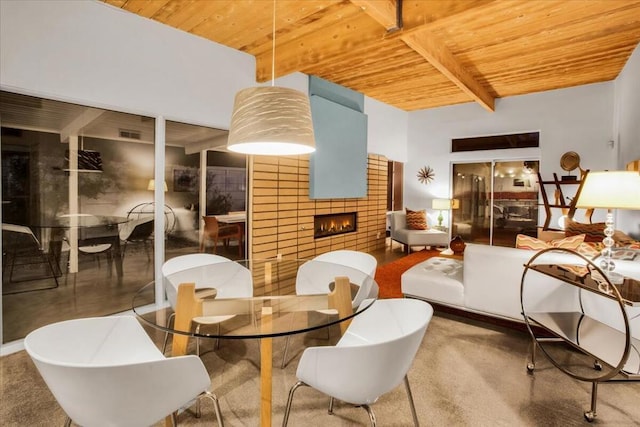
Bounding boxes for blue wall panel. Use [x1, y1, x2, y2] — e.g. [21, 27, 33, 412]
[309, 94, 368, 199]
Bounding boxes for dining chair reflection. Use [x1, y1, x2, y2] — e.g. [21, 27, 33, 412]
[200, 216, 243, 257]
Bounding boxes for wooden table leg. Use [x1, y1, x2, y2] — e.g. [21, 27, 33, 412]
[166, 283, 202, 426]
[328, 276, 353, 335]
[260, 307, 273, 427]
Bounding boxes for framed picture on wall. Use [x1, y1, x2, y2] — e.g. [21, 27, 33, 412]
[173, 167, 198, 192]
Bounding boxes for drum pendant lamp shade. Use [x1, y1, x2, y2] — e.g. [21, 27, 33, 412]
[226, 86, 316, 155]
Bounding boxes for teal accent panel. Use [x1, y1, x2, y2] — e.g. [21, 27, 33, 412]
[309, 94, 368, 199]
[309, 75, 364, 113]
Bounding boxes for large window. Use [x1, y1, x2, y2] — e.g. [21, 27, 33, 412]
[0, 91, 157, 342]
[452, 160, 539, 247]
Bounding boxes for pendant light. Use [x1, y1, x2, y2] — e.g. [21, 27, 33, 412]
[226, 0, 316, 155]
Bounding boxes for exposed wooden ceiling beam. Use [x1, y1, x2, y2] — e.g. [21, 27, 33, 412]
[401, 30, 495, 112]
[349, 0, 398, 31]
[350, 0, 495, 112]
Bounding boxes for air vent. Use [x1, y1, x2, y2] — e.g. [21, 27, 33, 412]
[119, 129, 141, 140]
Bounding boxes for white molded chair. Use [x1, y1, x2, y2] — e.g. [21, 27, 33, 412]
[281, 250, 378, 368]
[162, 253, 253, 354]
[119, 216, 154, 261]
[58, 214, 114, 268]
[283, 298, 433, 427]
[24, 316, 223, 427]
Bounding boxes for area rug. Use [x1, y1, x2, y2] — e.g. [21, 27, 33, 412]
[374, 249, 441, 298]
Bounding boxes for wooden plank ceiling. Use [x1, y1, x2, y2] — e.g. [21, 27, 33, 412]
[103, 0, 640, 112]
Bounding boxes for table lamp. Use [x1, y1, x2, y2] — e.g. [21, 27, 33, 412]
[433, 198, 461, 255]
[147, 179, 168, 192]
[575, 170, 640, 286]
[432, 199, 460, 227]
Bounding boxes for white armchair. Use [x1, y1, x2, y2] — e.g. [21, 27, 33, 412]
[389, 210, 449, 253]
[282, 298, 434, 426]
[24, 316, 223, 427]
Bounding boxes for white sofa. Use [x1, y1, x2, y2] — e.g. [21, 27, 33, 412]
[401, 243, 640, 337]
[389, 210, 449, 253]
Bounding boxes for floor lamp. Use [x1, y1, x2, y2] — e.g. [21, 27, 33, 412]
[575, 170, 640, 287]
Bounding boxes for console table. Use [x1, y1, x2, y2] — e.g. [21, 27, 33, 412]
[520, 248, 639, 422]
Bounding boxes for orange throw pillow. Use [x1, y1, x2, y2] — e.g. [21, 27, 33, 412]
[405, 208, 428, 230]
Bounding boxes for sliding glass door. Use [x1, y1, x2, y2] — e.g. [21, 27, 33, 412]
[452, 160, 539, 247]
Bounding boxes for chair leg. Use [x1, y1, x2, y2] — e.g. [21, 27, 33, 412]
[282, 381, 307, 427]
[328, 397, 334, 414]
[162, 313, 176, 354]
[362, 404, 377, 427]
[404, 375, 419, 427]
[280, 312, 297, 368]
[198, 390, 224, 426]
[215, 323, 221, 350]
[281, 335, 291, 369]
[195, 324, 201, 356]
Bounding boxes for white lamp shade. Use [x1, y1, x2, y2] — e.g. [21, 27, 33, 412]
[575, 171, 640, 209]
[147, 179, 168, 192]
[227, 86, 316, 155]
[432, 198, 459, 210]
[432, 198, 452, 210]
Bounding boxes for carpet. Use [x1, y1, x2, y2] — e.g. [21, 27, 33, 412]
[374, 249, 441, 298]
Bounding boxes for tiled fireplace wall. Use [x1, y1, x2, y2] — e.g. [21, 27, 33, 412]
[250, 154, 388, 260]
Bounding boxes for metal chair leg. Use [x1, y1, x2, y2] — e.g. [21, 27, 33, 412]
[195, 324, 201, 356]
[281, 312, 297, 369]
[362, 404, 377, 427]
[281, 335, 291, 369]
[328, 397, 335, 414]
[162, 312, 176, 354]
[215, 323, 221, 350]
[404, 375, 419, 426]
[199, 390, 224, 426]
[282, 381, 306, 427]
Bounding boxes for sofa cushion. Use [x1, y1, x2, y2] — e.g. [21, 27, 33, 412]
[515, 233, 585, 251]
[564, 218, 605, 242]
[401, 257, 464, 307]
[405, 208, 428, 230]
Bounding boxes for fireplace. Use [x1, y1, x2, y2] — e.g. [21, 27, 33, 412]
[314, 212, 357, 239]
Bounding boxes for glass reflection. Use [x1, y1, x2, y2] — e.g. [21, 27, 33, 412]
[1, 91, 156, 342]
[452, 160, 539, 247]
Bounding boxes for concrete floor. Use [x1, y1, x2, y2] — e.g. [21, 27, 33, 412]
[2, 239, 638, 426]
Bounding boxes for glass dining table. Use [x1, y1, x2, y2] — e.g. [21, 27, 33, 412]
[132, 257, 377, 427]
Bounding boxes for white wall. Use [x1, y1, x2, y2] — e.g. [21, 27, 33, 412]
[405, 82, 617, 227]
[0, 0, 255, 127]
[614, 43, 640, 237]
[365, 97, 408, 162]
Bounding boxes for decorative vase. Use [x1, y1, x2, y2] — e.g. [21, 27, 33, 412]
[450, 235, 466, 254]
